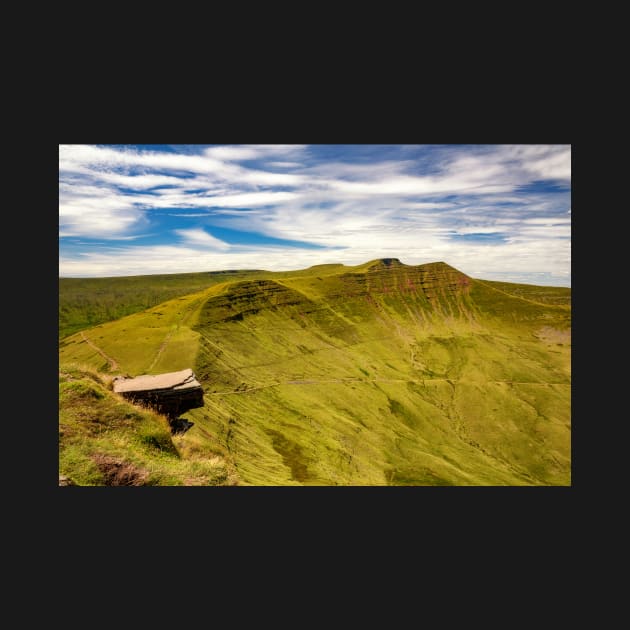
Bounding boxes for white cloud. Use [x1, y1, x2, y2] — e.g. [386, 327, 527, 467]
[237, 170, 304, 186]
[406, 201, 456, 209]
[195, 191, 300, 207]
[522, 217, 571, 225]
[59, 181, 145, 238]
[174, 229, 230, 250]
[498, 144, 571, 181]
[60, 144, 226, 175]
[203, 146, 261, 161]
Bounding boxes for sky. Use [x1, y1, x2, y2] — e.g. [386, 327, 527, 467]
[59, 144, 571, 285]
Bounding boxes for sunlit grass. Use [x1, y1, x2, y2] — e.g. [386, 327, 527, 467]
[59, 261, 571, 486]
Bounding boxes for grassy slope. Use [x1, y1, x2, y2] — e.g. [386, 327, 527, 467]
[479, 279, 571, 306]
[59, 364, 236, 485]
[59, 259, 571, 486]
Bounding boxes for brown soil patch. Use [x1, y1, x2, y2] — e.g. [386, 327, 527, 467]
[92, 454, 149, 486]
[535, 326, 571, 345]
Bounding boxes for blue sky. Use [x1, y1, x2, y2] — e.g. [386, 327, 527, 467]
[59, 144, 571, 285]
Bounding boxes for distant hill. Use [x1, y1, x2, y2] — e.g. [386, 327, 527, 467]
[59, 259, 571, 486]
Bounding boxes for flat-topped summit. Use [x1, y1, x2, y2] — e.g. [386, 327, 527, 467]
[366, 258, 405, 269]
[361, 259, 468, 276]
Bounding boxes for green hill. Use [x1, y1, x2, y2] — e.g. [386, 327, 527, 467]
[59, 259, 571, 486]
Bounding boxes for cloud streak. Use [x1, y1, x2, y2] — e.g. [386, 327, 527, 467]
[175, 228, 230, 250]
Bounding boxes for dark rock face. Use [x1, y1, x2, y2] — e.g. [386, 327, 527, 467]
[121, 386, 204, 420]
[373, 258, 402, 268]
[169, 417, 195, 435]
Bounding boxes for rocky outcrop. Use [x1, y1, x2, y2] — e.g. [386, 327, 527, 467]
[112, 368, 204, 420]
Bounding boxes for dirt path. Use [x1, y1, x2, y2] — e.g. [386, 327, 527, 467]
[474, 279, 570, 310]
[147, 329, 174, 372]
[206, 376, 570, 396]
[146, 295, 206, 372]
[80, 332, 120, 371]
